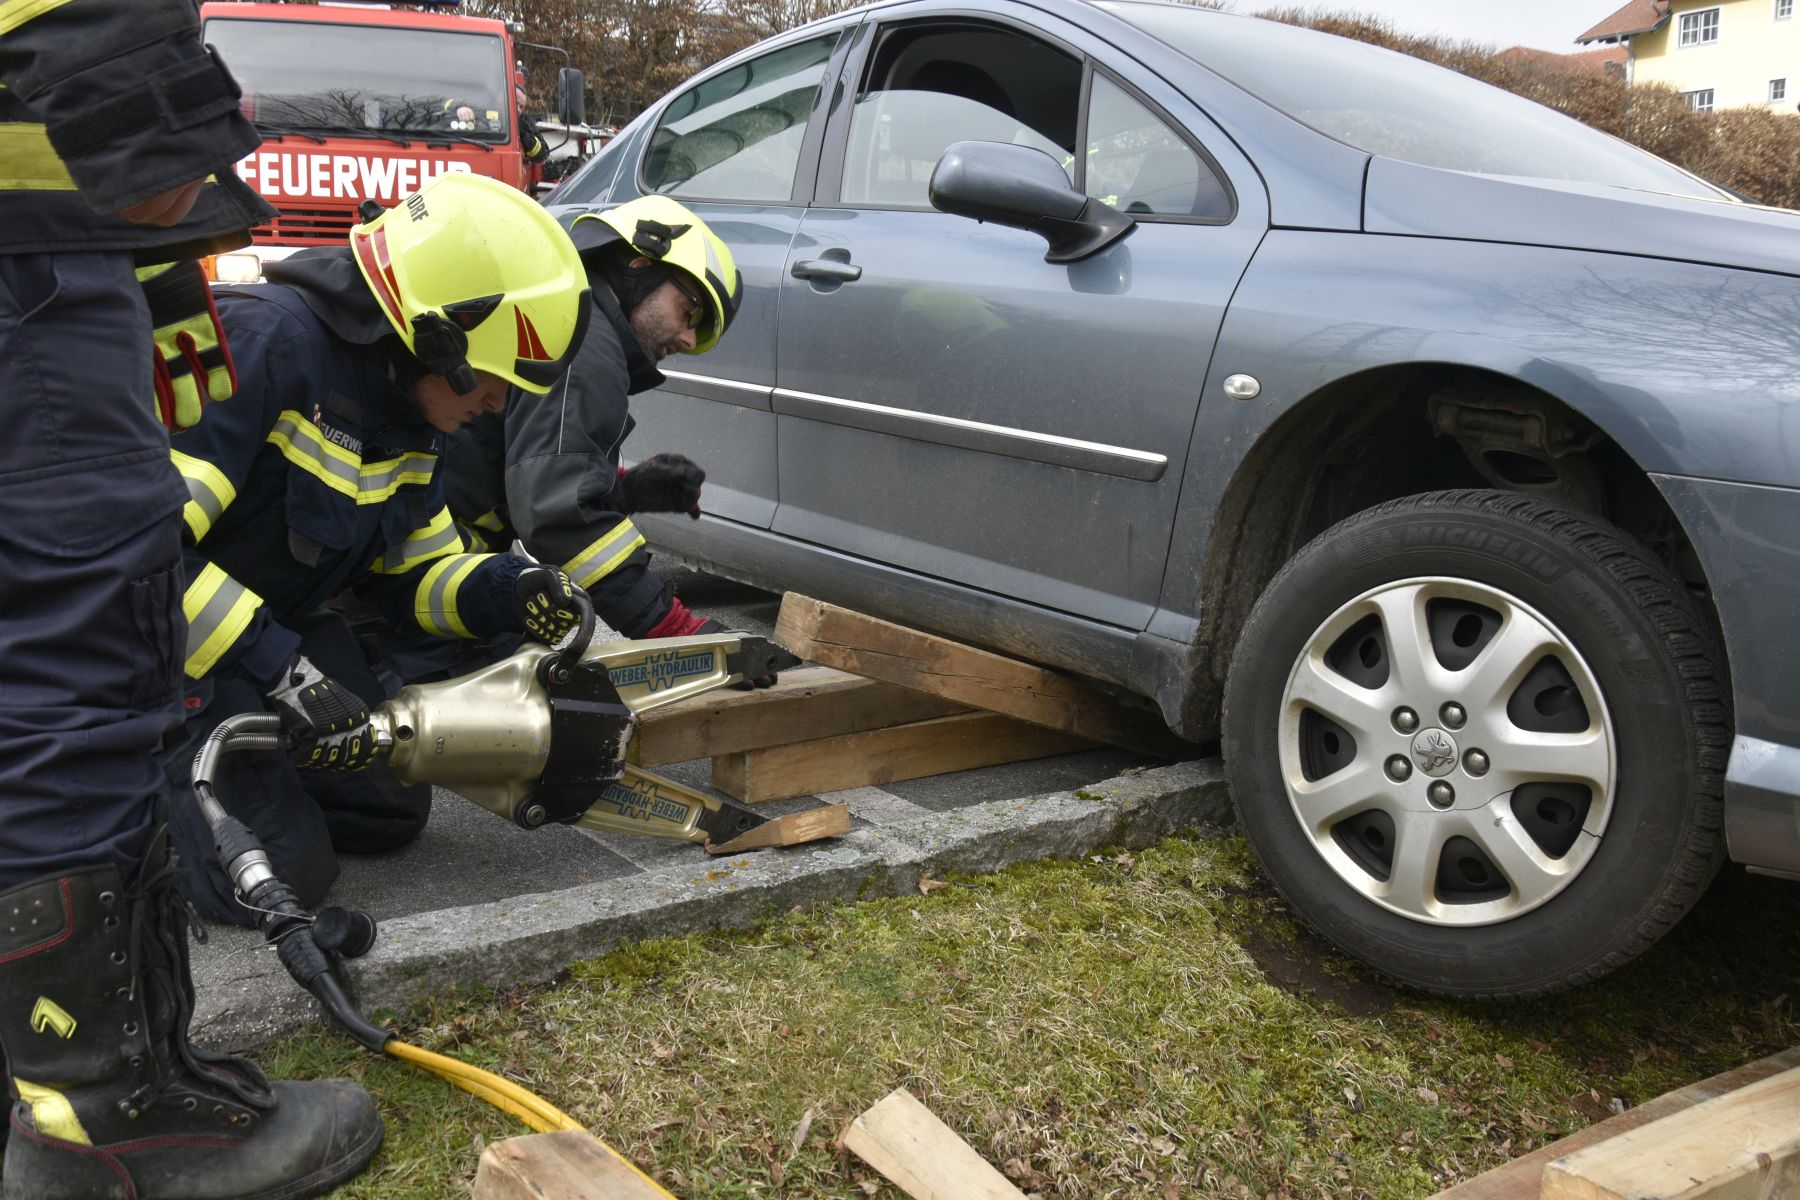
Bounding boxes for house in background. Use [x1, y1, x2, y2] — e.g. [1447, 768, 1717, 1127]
[1496, 44, 1629, 78]
[1576, 0, 1800, 111]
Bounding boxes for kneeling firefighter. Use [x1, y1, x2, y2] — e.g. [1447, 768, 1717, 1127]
[384, 196, 748, 686]
[165, 172, 593, 927]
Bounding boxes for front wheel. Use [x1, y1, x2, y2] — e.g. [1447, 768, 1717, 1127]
[1221, 490, 1727, 999]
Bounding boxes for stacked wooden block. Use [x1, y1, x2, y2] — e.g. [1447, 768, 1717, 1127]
[629, 594, 1187, 805]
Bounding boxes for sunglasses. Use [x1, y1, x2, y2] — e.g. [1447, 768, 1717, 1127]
[671, 277, 708, 331]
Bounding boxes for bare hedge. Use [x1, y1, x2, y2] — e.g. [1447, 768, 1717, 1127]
[1262, 8, 1800, 209]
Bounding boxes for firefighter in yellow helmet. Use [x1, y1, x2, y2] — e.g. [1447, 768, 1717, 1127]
[395, 195, 753, 683]
[161, 172, 594, 927]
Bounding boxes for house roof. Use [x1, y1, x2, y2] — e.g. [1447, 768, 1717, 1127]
[1574, 0, 1670, 44]
[1498, 44, 1629, 74]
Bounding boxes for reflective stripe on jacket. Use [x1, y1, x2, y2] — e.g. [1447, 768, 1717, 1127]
[170, 281, 525, 684]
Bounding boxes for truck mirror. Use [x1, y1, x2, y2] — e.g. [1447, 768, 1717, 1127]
[557, 68, 586, 127]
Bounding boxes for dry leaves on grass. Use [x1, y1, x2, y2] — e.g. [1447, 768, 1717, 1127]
[1003, 1156, 1054, 1189]
[788, 1105, 818, 1157]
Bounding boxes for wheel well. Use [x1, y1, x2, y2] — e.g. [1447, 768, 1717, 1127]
[1187, 365, 1718, 734]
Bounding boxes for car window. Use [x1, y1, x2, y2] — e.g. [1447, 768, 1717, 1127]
[1085, 73, 1230, 219]
[841, 25, 1082, 208]
[642, 35, 838, 202]
[1103, 3, 1725, 201]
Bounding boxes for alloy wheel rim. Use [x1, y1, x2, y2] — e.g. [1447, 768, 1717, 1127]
[1277, 577, 1616, 927]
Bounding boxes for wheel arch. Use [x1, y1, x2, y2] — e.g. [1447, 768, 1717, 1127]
[1175, 362, 1722, 739]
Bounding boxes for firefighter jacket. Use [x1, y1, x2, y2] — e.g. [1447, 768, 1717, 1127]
[0, 0, 274, 260]
[171, 250, 527, 687]
[440, 280, 676, 638]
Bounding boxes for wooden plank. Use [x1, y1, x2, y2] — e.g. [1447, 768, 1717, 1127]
[842, 1087, 1026, 1200]
[774, 594, 1193, 758]
[629, 666, 967, 767]
[1539, 1065, 1800, 1200]
[1429, 1047, 1800, 1200]
[706, 803, 852, 854]
[712, 711, 1095, 804]
[472, 1130, 674, 1200]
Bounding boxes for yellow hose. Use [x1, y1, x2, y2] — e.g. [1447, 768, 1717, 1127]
[384, 1039, 676, 1197]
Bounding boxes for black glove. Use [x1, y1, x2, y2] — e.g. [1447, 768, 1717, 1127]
[616, 453, 704, 519]
[694, 618, 778, 690]
[266, 654, 380, 771]
[517, 566, 587, 648]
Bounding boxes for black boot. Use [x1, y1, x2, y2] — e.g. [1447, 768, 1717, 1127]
[0, 850, 384, 1199]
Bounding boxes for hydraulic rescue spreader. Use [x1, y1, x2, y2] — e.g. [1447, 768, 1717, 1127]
[187, 593, 846, 1176]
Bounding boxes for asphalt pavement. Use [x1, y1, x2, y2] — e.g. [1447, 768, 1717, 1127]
[189, 570, 1228, 1049]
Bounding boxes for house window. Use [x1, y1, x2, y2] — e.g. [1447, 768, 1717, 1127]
[1778, 0, 1794, 19]
[1678, 6, 1721, 45]
[1686, 88, 1716, 111]
[1773, 78, 1789, 102]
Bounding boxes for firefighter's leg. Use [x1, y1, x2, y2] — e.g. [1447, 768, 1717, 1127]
[0, 253, 191, 1141]
[0, 251, 380, 1197]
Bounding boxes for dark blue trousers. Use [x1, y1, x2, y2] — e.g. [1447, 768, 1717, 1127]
[0, 252, 189, 890]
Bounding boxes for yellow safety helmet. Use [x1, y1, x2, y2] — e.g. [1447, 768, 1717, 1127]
[350, 172, 590, 394]
[569, 196, 741, 354]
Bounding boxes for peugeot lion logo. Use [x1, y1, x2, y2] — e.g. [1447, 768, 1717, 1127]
[1411, 729, 1458, 777]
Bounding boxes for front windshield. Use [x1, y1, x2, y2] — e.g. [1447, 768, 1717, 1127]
[1104, 3, 1724, 200]
[204, 18, 510, 142]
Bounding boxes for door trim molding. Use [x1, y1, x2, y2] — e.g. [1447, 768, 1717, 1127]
[658, 369, 775, 411]
[771, 387, 1168, 481]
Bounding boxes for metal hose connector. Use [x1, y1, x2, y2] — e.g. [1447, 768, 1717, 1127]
[191, 711, 287, 824]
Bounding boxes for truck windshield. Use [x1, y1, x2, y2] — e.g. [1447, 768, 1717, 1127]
[1103, 4, 1726, 201]
[204, 17, 510, 143]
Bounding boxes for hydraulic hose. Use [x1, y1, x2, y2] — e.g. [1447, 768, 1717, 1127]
[385, 1040, 579, 1132]
[189, 713, 675, 1197]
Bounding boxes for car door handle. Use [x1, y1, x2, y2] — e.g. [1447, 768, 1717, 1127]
[791, 258, 863, 283]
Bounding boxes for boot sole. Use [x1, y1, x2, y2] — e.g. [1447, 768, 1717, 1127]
[236, 1120, 385, 1200]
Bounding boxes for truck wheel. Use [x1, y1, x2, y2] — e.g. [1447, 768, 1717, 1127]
[1221, 490, 1727, 999]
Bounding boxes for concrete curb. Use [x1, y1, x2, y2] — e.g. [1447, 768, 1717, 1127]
[192, 759, 1231, 1050]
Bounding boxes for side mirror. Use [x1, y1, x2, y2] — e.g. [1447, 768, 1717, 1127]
[557, 67, 586, 127]
[929, 140, 1135, 263]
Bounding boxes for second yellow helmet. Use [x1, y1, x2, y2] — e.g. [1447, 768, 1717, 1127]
[570, 195, 741, 355]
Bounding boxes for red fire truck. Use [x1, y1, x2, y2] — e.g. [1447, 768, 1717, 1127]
[199, 0, 584, 281]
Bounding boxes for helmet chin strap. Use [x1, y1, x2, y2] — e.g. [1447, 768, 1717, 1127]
[408, 312, 478, 395]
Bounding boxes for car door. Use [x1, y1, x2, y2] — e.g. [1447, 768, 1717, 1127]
[583, 27, 854, 528]
[773, 3, 1267, 628]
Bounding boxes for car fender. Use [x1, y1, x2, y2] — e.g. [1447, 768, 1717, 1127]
[1137, 229, 1800, 736]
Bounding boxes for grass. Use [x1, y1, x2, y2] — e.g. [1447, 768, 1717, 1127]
[260, 835, 1800, 1198]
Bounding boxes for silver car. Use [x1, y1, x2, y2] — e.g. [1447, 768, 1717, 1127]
[547, 0, 1800, 998]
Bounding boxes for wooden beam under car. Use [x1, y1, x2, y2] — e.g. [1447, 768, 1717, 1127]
[711, 710, 1095, 804]
[773, 594, 1193, 758]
